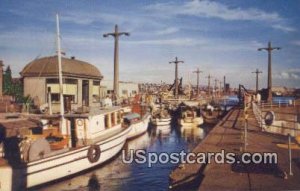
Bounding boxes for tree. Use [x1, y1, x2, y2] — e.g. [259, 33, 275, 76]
[3, 65, 12, 95]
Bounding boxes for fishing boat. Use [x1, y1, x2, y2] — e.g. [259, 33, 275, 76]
[0, 15, 131, 190]
[124, 112, 151, 139]
[201, 104, 222, 125]
[178, 105, 203, 127]
[151, 109, 171, 126]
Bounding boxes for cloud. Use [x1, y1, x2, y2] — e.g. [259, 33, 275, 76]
[126, 38, 205, 46]
[145, 0, 294, 33]
[291, 40, 300, 46]
[272, 24, 296, 32]
[146, 0, 281, 22]
[274, 69, 300, 80]
[154, 27, 179, 35]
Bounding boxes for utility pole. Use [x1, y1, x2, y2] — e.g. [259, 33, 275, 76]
[214, 79, 218, 98]
[193, 68, 203, 97]
[258, 41, 281, 102]
[214, 79, 218, 91]
[252, 69, 262, 94]
[169, 57, 184, 99]
[206, 74, 212, 96]
[219, 81, 222, 97]
[103, 25, 130, 101]
[223, 76, 226, 93]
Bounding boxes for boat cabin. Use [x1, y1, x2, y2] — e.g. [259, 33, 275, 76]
[123, 113, 141, 126]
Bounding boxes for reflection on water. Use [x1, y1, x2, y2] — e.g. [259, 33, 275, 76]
[35, 123, 210, 191]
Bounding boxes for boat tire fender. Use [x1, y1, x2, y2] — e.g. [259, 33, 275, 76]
[87, 144, 101, 163]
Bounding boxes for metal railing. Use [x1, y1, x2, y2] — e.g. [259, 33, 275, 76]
[252, 101, 300, 136]
[260, 99, 298, 108]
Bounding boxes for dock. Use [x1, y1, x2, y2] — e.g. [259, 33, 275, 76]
[169, 105, 300, 190]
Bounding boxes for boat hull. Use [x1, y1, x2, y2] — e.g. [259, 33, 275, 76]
[0, 126, 131, 190]
[178, 117, 203, 127]
[127, 114, 150, 139]
[151, 117, 171, 126]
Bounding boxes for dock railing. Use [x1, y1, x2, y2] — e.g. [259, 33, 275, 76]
[260, 99, 298, 109]
[252, 101, 300, 136]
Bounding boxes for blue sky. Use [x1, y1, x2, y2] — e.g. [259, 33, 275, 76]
[0, 0, 300, 89]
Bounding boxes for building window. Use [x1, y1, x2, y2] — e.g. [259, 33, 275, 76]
[132, 90, 137, 95]
[51, 93, 60, 103]
[93, 81, 100, 85]
[93, 80, 100, 103]
[46, 78, 78, 104]
[122, 90, 128, 95]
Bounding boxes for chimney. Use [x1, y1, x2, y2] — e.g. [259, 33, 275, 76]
[0, 60, 4, 97]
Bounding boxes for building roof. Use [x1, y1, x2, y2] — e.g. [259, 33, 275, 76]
[20, 56, 103, 80]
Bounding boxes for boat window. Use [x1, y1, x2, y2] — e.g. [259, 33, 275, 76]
[117, 112, 121, 124]
[105, 114, 109, 128]
[111, 113, 115, 126]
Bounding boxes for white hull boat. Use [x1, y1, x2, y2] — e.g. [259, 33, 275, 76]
[125, 113, 151, 139]
[179, 117, 204, 127]
[151, 117, 171, 126]
[0, 107, 131, 190]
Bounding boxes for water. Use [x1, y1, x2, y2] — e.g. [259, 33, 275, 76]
[272, 96, 295, 104]
[34, 123, 210, 191]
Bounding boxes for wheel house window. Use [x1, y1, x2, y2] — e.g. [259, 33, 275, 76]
[46, 78, 78, 103]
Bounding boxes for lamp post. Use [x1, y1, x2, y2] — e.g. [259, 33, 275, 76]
[193, 68, 203, 97]
[252, 69, 262, 94]
[169, 57, 184, 99]
[103, 25, 129, 101]
[258, 41, 281, 102]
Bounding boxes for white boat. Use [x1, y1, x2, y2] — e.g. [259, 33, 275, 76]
[156, 125, 171, 135]
[124, 112, 151, 139]
[0, 15, 131, 190]
[0, 108, 131, 190]
[151, 108, 172, 126]
[178, 109, 203, 127]
[151, 117, 171, 126]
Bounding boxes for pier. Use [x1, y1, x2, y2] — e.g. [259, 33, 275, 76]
[169, 105, 300, 190]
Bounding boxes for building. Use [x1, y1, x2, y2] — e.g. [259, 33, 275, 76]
[20, 56, 103, 113]
[100, 80, 139, 99]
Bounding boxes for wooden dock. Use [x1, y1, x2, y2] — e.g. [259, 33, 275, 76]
[169, 106, 300, 190]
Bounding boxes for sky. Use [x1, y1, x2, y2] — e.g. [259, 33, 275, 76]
[0, 0, 300, 89]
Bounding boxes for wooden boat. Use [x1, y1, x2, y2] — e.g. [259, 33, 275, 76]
[151, 108, 172, 126]
[0, 107, 131, 190]
[178, 107, 203, 127]
[201, 104, 222, 125]
[156, 125, 171, 135]
[0, 15, 131, 190]
[124, 112, 151, 139]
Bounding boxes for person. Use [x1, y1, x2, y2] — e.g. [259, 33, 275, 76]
[104, 95, 112, 107]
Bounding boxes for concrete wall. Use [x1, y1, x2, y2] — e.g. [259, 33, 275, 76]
[24, 77, 46, 104]
[23, 77, 101, 113]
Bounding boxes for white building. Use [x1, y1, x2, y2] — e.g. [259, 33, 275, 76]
[20, 56, 103, 113]
[100, 80, 139, 99]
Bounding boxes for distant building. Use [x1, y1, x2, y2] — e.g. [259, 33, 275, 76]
[20, 56, 103, 113]
[101, 80, 139, 99]
[272, 86, 287, 96]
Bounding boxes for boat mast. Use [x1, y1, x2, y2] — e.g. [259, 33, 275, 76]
[56, 14, 66, 134]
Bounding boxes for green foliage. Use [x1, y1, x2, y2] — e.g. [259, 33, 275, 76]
[2, 65, 23, 101]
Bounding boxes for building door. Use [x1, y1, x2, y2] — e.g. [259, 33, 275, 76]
[82, 80, 89, 106]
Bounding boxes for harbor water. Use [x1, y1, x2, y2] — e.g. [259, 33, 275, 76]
[32, 123, 212, 191]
